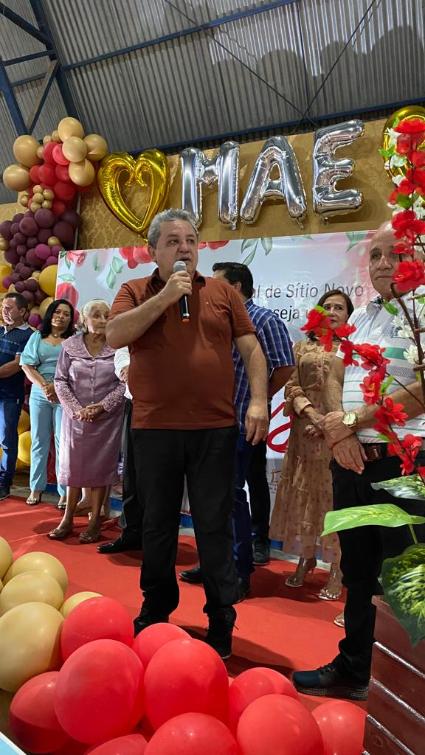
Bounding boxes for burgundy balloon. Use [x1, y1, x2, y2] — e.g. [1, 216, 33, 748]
[5, 249, 19, 265]
[25, 249, 38, 266]
[34, 290, 46, 304]
[24, 210, 34, 218]
[44, 256, 58, 267]
[0, 220, 12, 240]
[10, 223, 19, 235]
[35, 208, 55, 229]
[53, 221, 75, 247]
[15, 262, 24, 272]
[51, 245, 62, 256]
[19, 217, 39, 237]
[16, 245, 27, 257]
[35, 243, 51, 261]
[24, 278, 38, 292]
[10, 273, 20, 284]
[14, 281, 26, 293]
[27, 236, 38, 248]
[19, 265, 32, 280]
[60, 210, 80, 228]
[8, 238, 17, 249]
[12, 213, 24, 224]
[28, 313, 42, 328]
[38, 229, 51, 244]
[14, 232, 26, 245]
[21, 290, 34, 304]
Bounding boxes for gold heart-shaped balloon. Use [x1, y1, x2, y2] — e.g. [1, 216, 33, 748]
[97, 150, 170, 236]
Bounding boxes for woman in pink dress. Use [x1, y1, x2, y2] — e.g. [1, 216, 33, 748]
[49, 299, 125, 543]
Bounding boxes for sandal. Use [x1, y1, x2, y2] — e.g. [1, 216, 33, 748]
[57, 496, 66, 510]
[48, 524, 73, 540]
[79, 527, 101, 544]
[285, 557, 316, 588]
[318, 563, 343, 601]
[334, 611, 345, 627]
[26, 492, 42, 506]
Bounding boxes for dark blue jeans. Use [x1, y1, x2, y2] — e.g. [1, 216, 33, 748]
[0, 398, 22, 489]
[233, 432, 255, 579]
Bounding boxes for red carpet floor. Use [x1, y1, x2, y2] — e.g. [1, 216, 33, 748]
[0, 496, 365, 715]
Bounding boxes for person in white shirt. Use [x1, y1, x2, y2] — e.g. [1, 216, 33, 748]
[98, 346, 143, 553]
[293, 222, 425, 701]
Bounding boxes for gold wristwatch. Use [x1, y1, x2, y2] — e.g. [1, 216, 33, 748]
[342, 411, 358, 429]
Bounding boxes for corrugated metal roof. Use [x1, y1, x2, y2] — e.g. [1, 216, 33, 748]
[1, 0, 424, 204]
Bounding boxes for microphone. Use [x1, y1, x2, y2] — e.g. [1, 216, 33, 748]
[173, 260, 190, 322]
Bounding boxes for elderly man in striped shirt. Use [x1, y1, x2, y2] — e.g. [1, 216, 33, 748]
[180, 262, 294, 598]
[294, 222, 425, 701]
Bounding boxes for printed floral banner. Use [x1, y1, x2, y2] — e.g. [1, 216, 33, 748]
[57, 230, 373, 505]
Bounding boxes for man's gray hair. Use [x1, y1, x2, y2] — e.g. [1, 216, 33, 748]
[147, 209, 198, 248]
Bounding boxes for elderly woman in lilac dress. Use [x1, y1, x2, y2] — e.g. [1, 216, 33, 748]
[49, 299, 125, 544]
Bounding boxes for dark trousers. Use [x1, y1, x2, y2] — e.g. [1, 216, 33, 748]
[331, 455, 425, 683]
[0, 398, 22, 488]
[120, 399, 143, 540]
[247, 439, 271, 542]
[132, 426, 239, 618]
[233, 433, 255, 578]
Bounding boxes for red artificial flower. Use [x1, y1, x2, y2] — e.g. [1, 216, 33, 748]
[393, 240, 415, 255]
[318, 328, 334, 351]
[390, 178, 416, 200]
[391, 210, 425, 241]
[388, 434, 423, 475]
[408, 166, 425, 194]
[360, 372, 383, 405]
[334, 323, 356, 339]
[411, 151, 425, 168]
[395, 134, 413, 157]
[354, 343, 390, 372]
[394, 119, 425, 137]
[301, 307, 330, 333]
[339, 339, 358, 366]
[374, 396, 408, 430]
[393, 259, 425, 293]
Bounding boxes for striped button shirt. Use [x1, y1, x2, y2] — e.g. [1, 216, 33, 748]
[341, 296, 425, 442]
[234, 299, 294, 430]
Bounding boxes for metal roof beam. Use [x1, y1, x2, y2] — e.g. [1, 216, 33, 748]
[0, 60, 27, 133]
[27, 59, 59, 132]
[0, 1, 50, 45]
[62, 0, 299, 71]
[3, 50, 54, 67]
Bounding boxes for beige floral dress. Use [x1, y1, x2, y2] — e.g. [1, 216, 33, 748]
[270, 339, 342, 563]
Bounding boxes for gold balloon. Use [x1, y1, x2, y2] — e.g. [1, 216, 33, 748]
[0, 238, 8, 252]
[36, 145, 44, 159]
[0, 578, 2, 593]
[382, 105, 425, 180]
[13, 134, 40, 168]
[0, 602, 63, 692]
[4, 551, 68, 592]
[0, 571, 64, 615]
[43, 188, 54, 200]
[43, 134, 52, 145]
[42, 200, 52, 209]
[33, 192, 44, 203]
[39, 296, 53, 317]
[39, 265, 58, 297]
[18, 409, 30, 434]
[68, 158, 95, 186]
[57, 116, 84, 142]
[0, 537, 13, 580]
[62, 135, 88, 163]
[84, 133, 108, 161]
[0, 263, 12, 291]
[2, 163, 31, 192]
[19, 194, 29, 207]
[31, 271, 40, 280]
[30, 202, 42, 213]
[48, 236, 60, 246]
[97, 150, 170, 236]
[61, 591, 102, 617]
[18, 430, 31, 465]
[51, 129, 61, 142]
[33, 184, 43, 193]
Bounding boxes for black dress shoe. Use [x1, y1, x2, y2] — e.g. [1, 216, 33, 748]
[179, 565, 203, 584]
[133, 610, 169, 636]
[0, 486, 10, 501]
[235, 576, 250, 603]
[292, 662, 368, 700]
[205, 606, 236, 660]
[97, 536, 142, 554]
[253, 538, 270, 565]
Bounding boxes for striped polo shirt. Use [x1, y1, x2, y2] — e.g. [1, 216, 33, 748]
[341, 295, 425, 442]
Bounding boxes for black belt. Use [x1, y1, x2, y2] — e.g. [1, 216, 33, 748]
[361, 443, 392, 462]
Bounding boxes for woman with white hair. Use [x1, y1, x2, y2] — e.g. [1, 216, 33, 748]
[48, 299, 125, 543]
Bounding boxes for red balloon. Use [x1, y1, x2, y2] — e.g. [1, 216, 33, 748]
[29, 164, 41, 183]
[229, 667, 299, 732]
[87, 733, 148, 754]
[60, 597, 134, 660]
[55, 639, 144, 745]
[144, 638, 228, 731]
[312, 701, 366, 755]
[39, 163, 56, 186]
[237, 695, 324, 755]
[145, 713, 239, 755]
[55, 164, 71, 183]
[133, 623, 190, 669]
[54, 181, 76, 202]
[52, 200, 67, 216]
[43, 142, 57, 165]
[9, 671, 69, 754]
[53, 143, 70, 166]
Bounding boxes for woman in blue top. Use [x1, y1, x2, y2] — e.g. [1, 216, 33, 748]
[20, 299, 75, 505]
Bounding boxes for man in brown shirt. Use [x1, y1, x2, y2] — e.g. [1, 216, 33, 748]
[108, 208, 269, 658]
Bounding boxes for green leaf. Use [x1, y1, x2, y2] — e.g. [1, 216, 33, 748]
[322, 503, 425, 537]
[58, 274, 75, 283]
[380, 375, 395, 394]
[372, 474, 425, 501]
[383, 301, 399, 315]
[242, 248, 257, 266]
[106, 268, 116, 289]
[261, 238, 273, 254]
[379, 147, 394, 159]
[397, 195, 413, 210]
[241, 238, 257, 254]
[381, 544, 425, 645]
[111, 256, 124, 274]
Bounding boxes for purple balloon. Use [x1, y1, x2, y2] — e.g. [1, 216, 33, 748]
[24, 210, 33, 217]
[44, 256, 58, 267]
[0, 220, 12, 240]
[35, 243, 51, 261]
[51, 244, 62, 256]
[10, 223, 19, 235]
[27, 236, 38, 248]
[4, 249, 19, 265]
[2, 276, 12, 290]
[10, 272, 20, 284]
[34, 290, 46, 305]
[19, 265, 31, 280]
[16, 245, 27, 256]
[12, 213, 24, 224]
[14, 232, 26, 245]
[14, 281, 26, 293]
[38, 228, 51, 244]
[60, 209, 80, 228]
[26, 249, 43, 269]
[28, 313, 42, 328]
[8, 238, 17, 250]
[21, 290, 34, 304]
[53, 221, 74, 247]
[19, 217, 39, 237]
[24, 278, 38, 293]
[34, 208, 55, 229]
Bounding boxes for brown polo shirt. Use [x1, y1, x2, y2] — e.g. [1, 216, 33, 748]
[109, 269, 256, 429]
